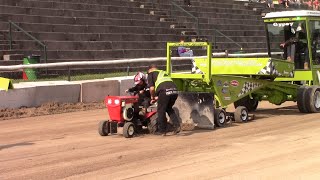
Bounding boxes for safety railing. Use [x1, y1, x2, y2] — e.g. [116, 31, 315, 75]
[169, 1, 242, 51]
[170, 0, 200, 36]
[212, 29, 243, 51]
[8, 21, 48, 64]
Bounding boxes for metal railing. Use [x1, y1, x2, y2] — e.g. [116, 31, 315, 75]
[0, 51, 276, 72]
[169, 1, 242, 51]
[212, 29, 243, 51]
[170, 0, 200, 36]
[8, 21, 48, 64]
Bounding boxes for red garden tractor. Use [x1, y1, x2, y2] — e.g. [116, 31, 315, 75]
[98, 95, 158, 138]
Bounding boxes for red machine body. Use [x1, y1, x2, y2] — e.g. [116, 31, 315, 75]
[105, 96, 138, 122]
[99, 95, 158, 138]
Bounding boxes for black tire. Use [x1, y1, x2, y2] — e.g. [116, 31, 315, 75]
[234, 106, 249, 123]
[148, 113, 158, 134]
[214, 109, 227, 127]
[123, 122, 135, 138]
[305, 86, 320, 113]
[297, 86, 309, 113]
[98, 120, 110, 136]
[234, 96, 259, 112]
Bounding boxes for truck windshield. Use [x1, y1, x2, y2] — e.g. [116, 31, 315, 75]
[267, 21, 309, 69]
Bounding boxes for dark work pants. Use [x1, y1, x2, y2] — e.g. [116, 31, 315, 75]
[157, 91, 179, 133]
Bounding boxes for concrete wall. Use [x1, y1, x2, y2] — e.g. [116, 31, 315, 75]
[0, 85, 37, 108]
[0, 77, 134, 109]
[105, 76, 134, 96]
[80, 79, 120, 103]
[34, 83, 80, 106]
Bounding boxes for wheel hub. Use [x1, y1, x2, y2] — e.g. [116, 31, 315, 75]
[128, 125, 134, 135]
[241, 110, 248, 120]
[218, 113, 225, 124]
[315, 91, 320, 109]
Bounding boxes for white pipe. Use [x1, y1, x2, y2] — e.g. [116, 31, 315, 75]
[1, 51, 286, 71]
[0, 56, 205, 71]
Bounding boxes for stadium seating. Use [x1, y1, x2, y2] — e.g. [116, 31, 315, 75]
[0, 0, 293, 67]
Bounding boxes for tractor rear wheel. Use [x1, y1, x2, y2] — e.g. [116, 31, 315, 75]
[123, 122, 135, 138]
[234, 96, 259, 112]
[297, 86, 309, 113]
[98, 120, 110, 136]
[148, 113, 158, 134]
[234, 106, 249, 123]
[214, 109, 227, 127]
[305, 86, 320, 113]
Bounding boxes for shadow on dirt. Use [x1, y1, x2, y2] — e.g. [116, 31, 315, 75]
[176, 105, 304, 136]
[252, 105, 302, 120]
[0, 142, 34, 151]
[130, 105, 303, 137]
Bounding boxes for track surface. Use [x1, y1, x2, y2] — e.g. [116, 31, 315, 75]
[1, 102, 320, 179]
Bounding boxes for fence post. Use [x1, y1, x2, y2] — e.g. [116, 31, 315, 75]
[9, 22, 12, 50]
[196, 19, 200, 37]
[214, 30, 217, 49]
[127, 66, 130, 76]
[44, 45, 48, 75]
[68, 66, 71, 81]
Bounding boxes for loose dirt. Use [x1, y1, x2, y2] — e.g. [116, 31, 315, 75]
[1, 102, 320, 179]
[0, 102, 105, 120]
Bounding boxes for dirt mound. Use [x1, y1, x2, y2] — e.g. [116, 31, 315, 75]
[0, 102, 105, 120]
[181, 123, 195, 131]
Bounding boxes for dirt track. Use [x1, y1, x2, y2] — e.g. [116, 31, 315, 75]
[1, 102, 320, 179]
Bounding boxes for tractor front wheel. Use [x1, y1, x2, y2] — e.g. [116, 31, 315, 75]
[297, 86, 309, 113]
[214, 109, 227, 127]
[234, 106, 249, 123]
[98, 120, 110, 136]
[123, 122, 135, 138]
[148, 113, 158, 134]
[305, 86, 320, 113]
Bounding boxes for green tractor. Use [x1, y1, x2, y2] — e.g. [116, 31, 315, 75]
[167, 10, 320, 130]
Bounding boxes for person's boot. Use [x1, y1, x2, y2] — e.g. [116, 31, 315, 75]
[173, 125, 181, 135]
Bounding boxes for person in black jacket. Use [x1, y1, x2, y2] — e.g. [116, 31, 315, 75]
[147, 64, 180, 136]
[126, 72, 150, 116]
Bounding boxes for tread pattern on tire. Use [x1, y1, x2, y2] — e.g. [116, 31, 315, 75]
[234, 106, 248, 123]
[148, 113, 158, 134]
[305, 86, 320, 113]
[98, 121, 109, 136]
[297, 86, 309, 113]
[123, 122, 135, 138]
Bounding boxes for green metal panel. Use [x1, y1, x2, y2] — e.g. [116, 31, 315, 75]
[196, 57, 270, 75]
[275, 70, 313, 81]
[272, 59, 295, 77]
[194, 57, 294, 77]
[171, 73, 203, 79]
[211, 75, 270, 107]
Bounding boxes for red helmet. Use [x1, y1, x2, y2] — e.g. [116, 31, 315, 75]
[134, 72, 146, 84]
